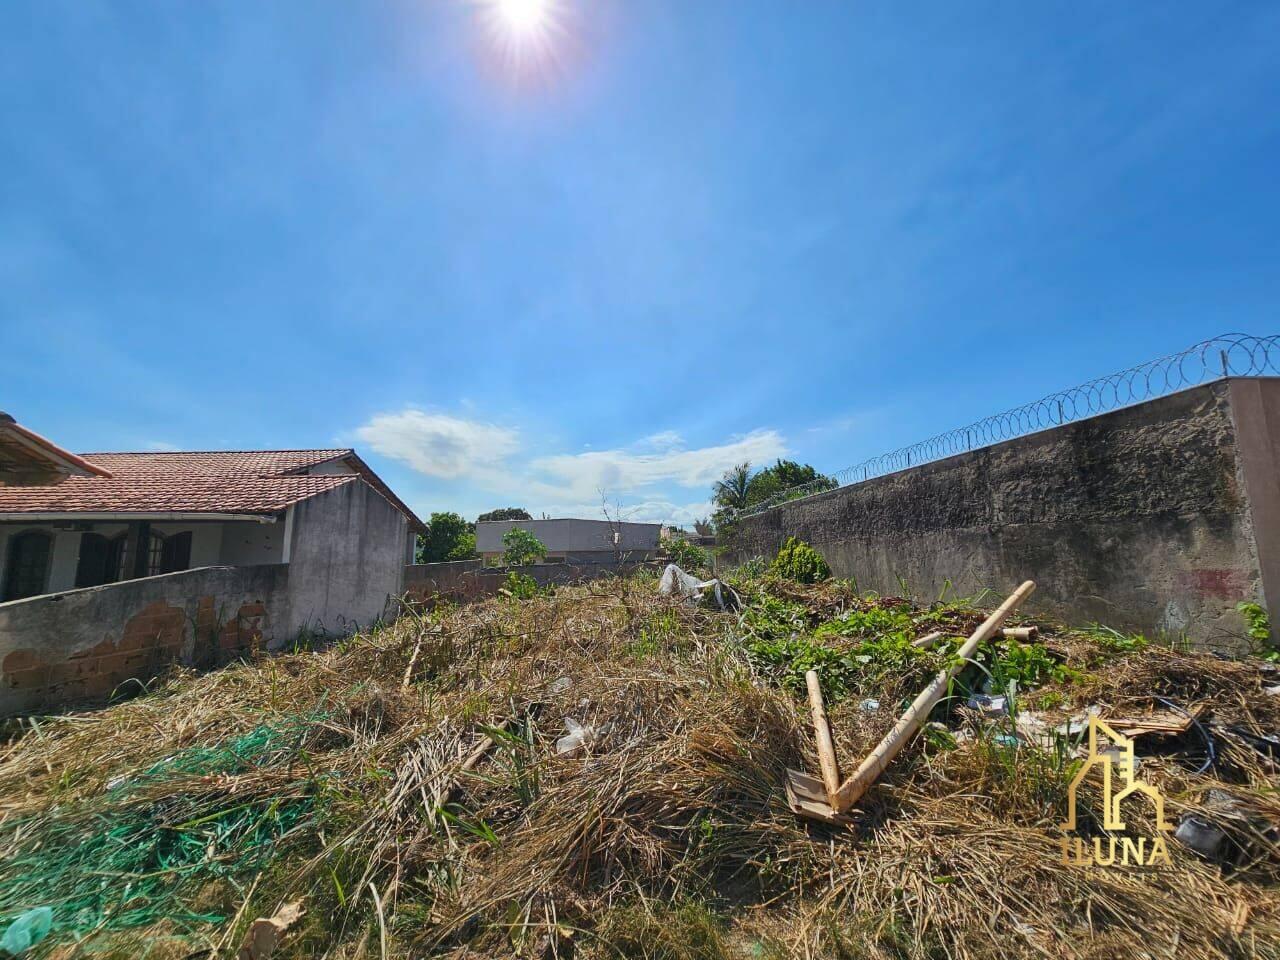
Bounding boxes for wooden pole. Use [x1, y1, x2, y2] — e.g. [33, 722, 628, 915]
[831, 580, 1036, 812]
[1001, 626, 1038, 641]
[805, 670, 842, 802]
[911, 630, 944, 649]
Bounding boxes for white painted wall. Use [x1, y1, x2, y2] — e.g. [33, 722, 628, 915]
[216, 520, 285, 565]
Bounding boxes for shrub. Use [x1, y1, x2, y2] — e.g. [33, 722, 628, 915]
[665, 535, 709, 573]
[502, 528, 547, 566]
[501, 571, 540, 600]
[770, 537, 830, 584]
[1238, 600, 1273, 654]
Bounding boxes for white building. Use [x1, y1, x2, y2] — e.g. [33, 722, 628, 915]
[475, 518, 661, 564]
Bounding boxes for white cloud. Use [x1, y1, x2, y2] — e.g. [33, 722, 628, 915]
[354, 407, 790, 526]
[537, 498, 715, 527]
[145, 440, 182, 452]
[355, 410, 520, 479]
[529, 428, 787, 501]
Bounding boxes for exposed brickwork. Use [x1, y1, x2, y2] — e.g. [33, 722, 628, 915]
[2, 581, 279, 714]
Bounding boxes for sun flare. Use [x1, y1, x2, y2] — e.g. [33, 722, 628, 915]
[476, 0, 566, 74]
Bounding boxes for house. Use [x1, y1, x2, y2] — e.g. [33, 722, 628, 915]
[475, 517, 661, 564]
[0, 447, 424, 603]
[0, 412, 112, 487]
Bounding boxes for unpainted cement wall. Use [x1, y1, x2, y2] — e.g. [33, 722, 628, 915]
[286, 480, 409, 634]
[0, 564, 289, 716]
[723, 380, 1280, 652]
[403, 559, 649, 605]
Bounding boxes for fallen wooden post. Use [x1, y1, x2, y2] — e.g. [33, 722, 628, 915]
[786, 580, 1036, 823]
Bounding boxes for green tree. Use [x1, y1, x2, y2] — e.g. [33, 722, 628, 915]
[417, 512, 476, 563]
[502, 528, 547, 566]
[478, 507, 532, 522]
[712, 462, 755, 512]
[748, 459, 836, 504]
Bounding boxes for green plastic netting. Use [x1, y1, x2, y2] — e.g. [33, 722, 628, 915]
[0, 713, 328, 946]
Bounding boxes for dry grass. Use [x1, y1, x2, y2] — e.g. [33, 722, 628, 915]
[1, 571, 1278, 959]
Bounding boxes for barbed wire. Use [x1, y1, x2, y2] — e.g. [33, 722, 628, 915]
[735, 333, 1280, 519]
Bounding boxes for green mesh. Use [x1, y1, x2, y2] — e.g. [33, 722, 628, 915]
[0, 713, 328, 947]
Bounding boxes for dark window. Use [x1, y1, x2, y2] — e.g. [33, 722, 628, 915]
[75, 532, 111, 588]
[105, 533, 130, 583]
[159, 531, 191, 574]
[3, 530, 52, 601]
[147, 531, 166, 576]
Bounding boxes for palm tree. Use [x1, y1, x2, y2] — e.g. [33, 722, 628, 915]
[713, 462, 754, 511]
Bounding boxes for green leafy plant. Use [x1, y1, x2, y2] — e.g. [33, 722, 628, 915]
[500, 571, 540, 600]
[814, 606, 913, 639]
[502, 528, 547, 566]
[769, 537, 830, 584]
[1079, 623, 1148, 654]
[665, 535, 709, 573]
[988, 640, 1067, 691]
[1238, 600, 1277, 660]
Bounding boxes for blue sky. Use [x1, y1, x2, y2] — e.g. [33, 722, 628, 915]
[3, 1, 1279, 525]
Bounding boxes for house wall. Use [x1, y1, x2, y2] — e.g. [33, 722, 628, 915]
[285, 480, 409, 635]
[217, 520, 285, 565]
[0, 520, 266, 597]
[721, 379, 1280, 652]
[0, 564, 290, 716]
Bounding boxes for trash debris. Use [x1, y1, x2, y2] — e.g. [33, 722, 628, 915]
[966, 694, 1008, 718]
[1106, 703, 1209, 738]
[237, 900, 305, 960]
[786, 580, 1036, 823]
[858, 698, 881, 713]
[1175, 814, 1231, 861]
[656, 563, 736, 609]
[0, 908, 53, 956]
[548, 676, 573, 695]
[555, 718, 601, 757]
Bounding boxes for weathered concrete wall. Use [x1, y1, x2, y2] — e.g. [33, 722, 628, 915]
[286, 480, 408, 634]
[403, 558, 650, 605]
[723, 380, 1280, 652]
[0, 564, 288, 716]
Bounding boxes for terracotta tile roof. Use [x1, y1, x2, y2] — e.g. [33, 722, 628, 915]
[80, 449, 350, 476]
[0, 448, 424, 531]
[0, 413, 113, 479]
[0, 474, 356, 515]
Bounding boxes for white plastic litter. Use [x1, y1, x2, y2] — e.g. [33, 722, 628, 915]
[657, 564, 729, 609]
[859, 698, 881, 713]
[966, 694, 1008, 717]
[556, 718, 599, 757]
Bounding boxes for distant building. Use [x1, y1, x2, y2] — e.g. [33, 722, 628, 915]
[476, 518, 661, 564]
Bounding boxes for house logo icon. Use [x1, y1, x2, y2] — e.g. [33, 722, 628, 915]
[1059, 716, 1173, 867]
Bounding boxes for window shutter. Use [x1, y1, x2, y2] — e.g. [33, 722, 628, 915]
[161, 531, 192, 574]
[75, 533, 110, 588]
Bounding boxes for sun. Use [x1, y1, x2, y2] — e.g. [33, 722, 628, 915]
[476, 0, 566, 74]
[494, 0, 549, 37]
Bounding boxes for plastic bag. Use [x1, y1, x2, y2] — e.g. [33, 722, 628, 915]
[1, 907, 53, 956]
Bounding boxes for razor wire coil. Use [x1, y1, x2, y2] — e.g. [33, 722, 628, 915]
[735, 333, 1280, 518]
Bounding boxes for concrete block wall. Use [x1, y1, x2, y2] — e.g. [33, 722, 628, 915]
[722, 379, 1280, 652]
[403, 559, 650, 606]
[0, 564, 289, 716]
